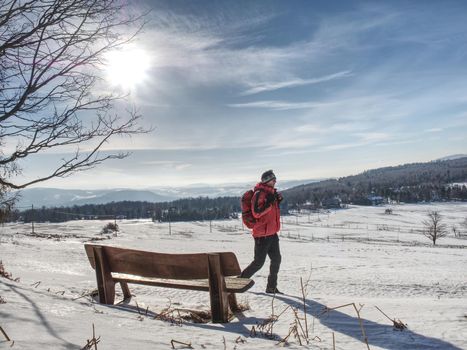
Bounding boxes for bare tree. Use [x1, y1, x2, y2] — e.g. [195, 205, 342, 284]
[0, 0, 149, 212]
[461, 217, 467, 237]
[422, 211, 448, 245]
[451, 225, 459, 238]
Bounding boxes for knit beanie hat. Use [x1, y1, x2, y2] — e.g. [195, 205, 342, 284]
[261, 170, 276, 183]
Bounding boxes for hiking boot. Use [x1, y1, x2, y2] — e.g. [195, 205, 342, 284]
[265, 287, 283, 294]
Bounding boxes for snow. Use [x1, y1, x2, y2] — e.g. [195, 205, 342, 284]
[1, 203, 467, 349]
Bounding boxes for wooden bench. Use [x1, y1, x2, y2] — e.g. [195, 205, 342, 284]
[84, 243, 254, 323]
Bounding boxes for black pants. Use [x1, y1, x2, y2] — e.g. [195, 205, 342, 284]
[240, 233, 281, 290]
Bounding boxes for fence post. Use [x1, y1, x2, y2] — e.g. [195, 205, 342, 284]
[31, 205, 35, 234]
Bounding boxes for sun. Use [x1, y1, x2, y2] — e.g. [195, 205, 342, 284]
[103, 45, 151, 89]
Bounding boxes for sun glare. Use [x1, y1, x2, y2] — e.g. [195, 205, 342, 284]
[104, 46, 151, 89]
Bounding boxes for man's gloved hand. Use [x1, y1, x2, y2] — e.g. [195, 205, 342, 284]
[265, 192, 276, 207]
[275, 192, 283, 203]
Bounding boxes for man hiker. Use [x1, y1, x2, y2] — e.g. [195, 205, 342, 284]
[241, 170, 283, 294]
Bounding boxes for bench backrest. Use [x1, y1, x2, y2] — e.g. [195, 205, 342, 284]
[84, 243, 241, 280]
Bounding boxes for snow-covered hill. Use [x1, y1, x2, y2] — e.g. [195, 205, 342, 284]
[1, 202, 466, 349]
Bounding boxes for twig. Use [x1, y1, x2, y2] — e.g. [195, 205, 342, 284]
[292, 320, 302, 346]
[291, 307, 307, 341]
[135, 300, 141, 315]
[30, 281, 41, 288]
[277, 326, 293, 346]
[256, 315, 279, 339]
[81, 323, 100, 350]
[300, 277, 309, 338]
[271, 291, 276, 316]
[92, 324, 97, 350]
[375, 306, 407, 331]
[276, 304, 292, 319]
[188, 311, 205, 323]
[0, 326, 11, 341]
[235, 336, 246, 344]
[352, 303, 369, 350]
[332, 332, 336, 350]
[72, 289, 98, 301]
[302, 264, 315, 334]
[92, 305, 103, 314]
[170, 339, 193, 349]
[278, 318, 304, 346]
[270, 293, 276, 337]
[374, 305, 392, 322]
[321, 303, 370, 350]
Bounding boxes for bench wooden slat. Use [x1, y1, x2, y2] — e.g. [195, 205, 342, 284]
[112, 273, 254, 293]
[84, 244, 241, 279]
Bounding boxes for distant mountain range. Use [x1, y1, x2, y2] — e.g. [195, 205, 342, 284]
[14, 188, 174, 209]
[435, 154, 467, 161]
[14, 179, 320, 208]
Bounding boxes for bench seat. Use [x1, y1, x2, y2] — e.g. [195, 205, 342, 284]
[112, 273, 254, 293]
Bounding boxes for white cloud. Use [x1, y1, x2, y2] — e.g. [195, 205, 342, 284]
[424, 128, 443, 133]
[227, 100, 332, 110]
[354, 132, 391, 142]
[140, 160, 192, 171]
[241, 71, 353, 95]
[269, 137, 319, 150]
[294, 124, 325, 133]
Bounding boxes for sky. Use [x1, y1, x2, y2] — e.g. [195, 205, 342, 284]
[19, 0, 467, 189]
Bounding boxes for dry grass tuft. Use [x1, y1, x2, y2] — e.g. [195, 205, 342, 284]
[150, 297, 251, 325]
[180, 309, 211, 323]
[73, 289, 99, 301]
[0, 261, 19, 282]
[81, 324, 100, 350]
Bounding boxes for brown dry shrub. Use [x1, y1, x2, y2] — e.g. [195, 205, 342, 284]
[0, 261, 19, 281]
[101, 222, 119, 234]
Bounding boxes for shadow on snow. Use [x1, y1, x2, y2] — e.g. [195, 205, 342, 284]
[108, 290, 462, 349]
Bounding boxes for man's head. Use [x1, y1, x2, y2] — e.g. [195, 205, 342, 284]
[261, 170, 276, 185]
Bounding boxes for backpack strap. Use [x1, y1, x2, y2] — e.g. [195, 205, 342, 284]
[253, 189, 269, 215]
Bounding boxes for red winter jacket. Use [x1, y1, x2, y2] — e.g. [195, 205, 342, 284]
[251, 182, 281, 238]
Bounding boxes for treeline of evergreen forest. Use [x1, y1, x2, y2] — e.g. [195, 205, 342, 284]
[9, 197, 242, 223]
[283, 156, 467, 206]
[7, 157, 467, 223]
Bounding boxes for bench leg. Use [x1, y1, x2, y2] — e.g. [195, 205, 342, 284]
[208, 254, 229, 323]
[93, 246, 116, 304]
[120, 282, 131, 300]
[228, 293, 240, 313]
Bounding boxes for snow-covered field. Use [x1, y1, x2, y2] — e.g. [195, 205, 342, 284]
[1, 203, 467, 349]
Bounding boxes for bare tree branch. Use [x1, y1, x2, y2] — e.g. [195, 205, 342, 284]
[0, 0, 151, 198]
